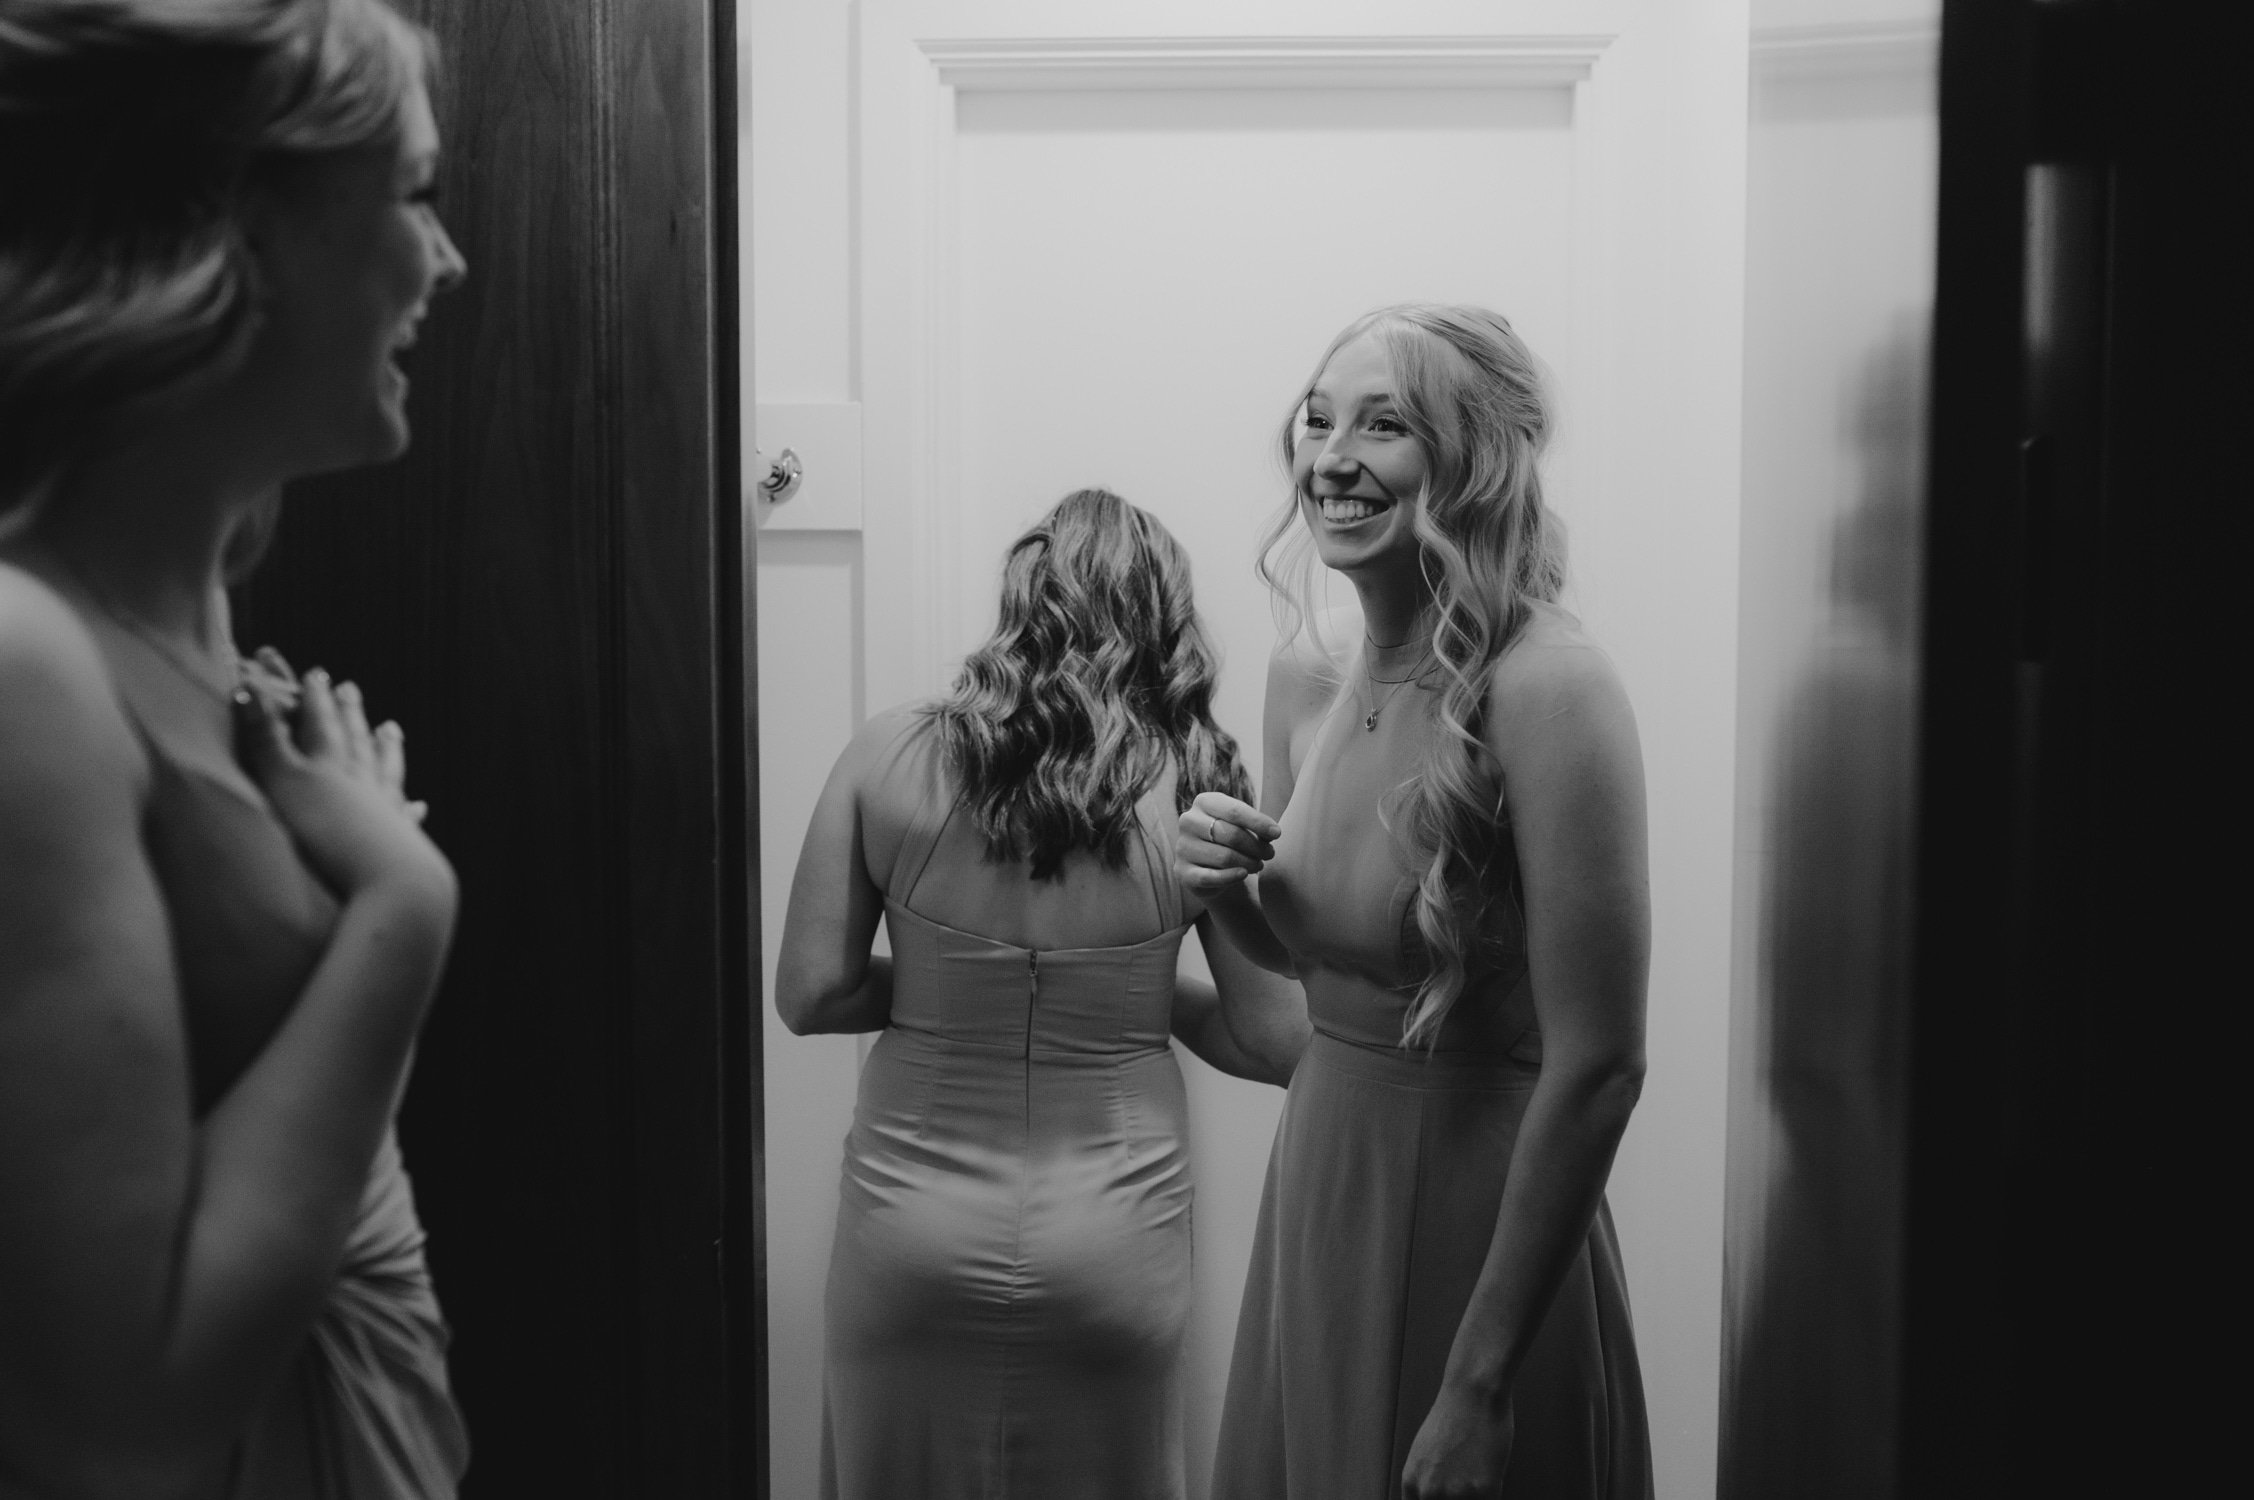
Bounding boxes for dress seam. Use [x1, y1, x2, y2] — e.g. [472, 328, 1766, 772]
[1388, 1080, 1434, 1493]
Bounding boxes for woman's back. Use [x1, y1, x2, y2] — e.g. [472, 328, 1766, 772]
[822, 707, 1199, 1500]
[862, 705, 1187, 953]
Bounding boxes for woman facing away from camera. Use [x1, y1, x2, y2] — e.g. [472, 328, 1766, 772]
[0, 2, 469, 1496]
[1179, 305, 1655, 1500]
[777, 487, 1309, 1500]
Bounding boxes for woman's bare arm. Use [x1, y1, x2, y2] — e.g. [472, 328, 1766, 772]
[0, 585, 453, 1496]
[1167, 974, 1265, 1081]
[773, 715, 900, 1036]
[1405, 637, 1649, 1493]
[1168, 914, 1310, 1086]
[1177, 643, 1337, 976]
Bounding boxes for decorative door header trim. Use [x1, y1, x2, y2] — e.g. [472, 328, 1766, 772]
[916, 34, 1617, 93]
[1749, 21, 1939, 80]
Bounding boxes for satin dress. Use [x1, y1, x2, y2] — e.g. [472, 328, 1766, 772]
[55, 576, 469, 1499]
[821, 722, 1197, 1500]
[1211, 668, 1652, 1500]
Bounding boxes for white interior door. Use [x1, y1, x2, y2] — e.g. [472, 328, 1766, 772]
[751, 4, 1749, 1496]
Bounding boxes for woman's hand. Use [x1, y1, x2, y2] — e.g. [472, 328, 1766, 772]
[1175, 791, 1280, 895]
[236, 650, 452, 906]
[1402, 1386, 1515, 1499]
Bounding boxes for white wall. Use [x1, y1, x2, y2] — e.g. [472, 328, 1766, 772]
[748, 4, 1749, 1496]
[1549, 13, 1747, 1494]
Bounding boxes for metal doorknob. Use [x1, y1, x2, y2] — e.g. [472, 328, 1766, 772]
[756, 447, 803, 502]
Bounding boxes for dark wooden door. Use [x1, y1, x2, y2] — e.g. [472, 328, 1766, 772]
[1724, 2, 2243, 1494]
[1904, 2, 2241, 1492]
[231, 2, 761, 1493]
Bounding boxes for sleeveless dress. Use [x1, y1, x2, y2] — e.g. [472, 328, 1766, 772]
[1211, 668, 1651, 1500]
[820, 721, 1197, 1500]
[57, 577, 469, 1499]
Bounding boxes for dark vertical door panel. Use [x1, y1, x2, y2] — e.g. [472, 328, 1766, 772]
[722, 25, 767, 1494]
[1898, 5, 2038, 1492]
[232, 1, 757, 1492]
[2041, 0, 2242, 1484]
[1906, 4, 2134, 1492]
[1716, 1, 2244, 1494]
[1727, 0, 2243, 1491]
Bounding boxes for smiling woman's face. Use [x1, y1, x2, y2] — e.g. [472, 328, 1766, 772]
[237, 81, 466, 478]
[1292, 330, 1430, 584]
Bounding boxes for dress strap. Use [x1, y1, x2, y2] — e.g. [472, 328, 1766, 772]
[889, 794, 962, 910]
[872, 714, 959, 909]
[1132, 795, 1184, 932]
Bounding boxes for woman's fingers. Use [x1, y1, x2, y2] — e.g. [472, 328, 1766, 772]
[1177, 811, 1271, 881]
[336, 681, 375, 768]
[1178, 830, 1262, 873]
[293, 667, 342, 756]
[255, 645, 297, 685]
[247, 661, 421, 826]
[1180, 862, 1250, 893]
[1185, 794, 1277, 863]
[232, 686, 298, 778]
[375, 721, 408, 798]
[1193, 790, 1282, 843]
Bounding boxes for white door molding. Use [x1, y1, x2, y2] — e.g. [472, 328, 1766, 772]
[1749, 20, 1940, 81]
[858, 9, 1618, 710]
[918, 34, 1614, 91]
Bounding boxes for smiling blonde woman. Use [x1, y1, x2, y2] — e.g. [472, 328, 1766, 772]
[1179, 305, 1654, 1500]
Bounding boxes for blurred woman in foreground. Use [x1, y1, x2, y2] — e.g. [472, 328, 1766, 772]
[1, 1, 468, 1493]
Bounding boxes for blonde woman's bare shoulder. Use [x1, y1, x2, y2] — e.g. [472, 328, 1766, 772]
[0, 562, 132, 735]
[0, 562, 146, 824]
[1512, 598, 1600, 650]
[0, 555, 79, 635]
[1484, 606, 1636, 756]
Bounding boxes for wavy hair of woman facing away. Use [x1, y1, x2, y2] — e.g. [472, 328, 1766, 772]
[778, 488, 1308, 1500]
[0, 2, 468, 1496]
[1179, 306, 1653, 1499]
[931, 487, 1251, 876]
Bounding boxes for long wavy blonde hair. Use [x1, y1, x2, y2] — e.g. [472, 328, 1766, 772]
[1260, 304, 1566, 1049]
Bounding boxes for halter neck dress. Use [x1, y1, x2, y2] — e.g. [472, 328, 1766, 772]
[820, 716, 1197, 1500]
[1210, 665, 1651, 1500]
[45, 571, 468, 1499]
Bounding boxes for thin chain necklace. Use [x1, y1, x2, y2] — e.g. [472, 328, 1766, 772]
[52, 551, 241, 704]
[1360, 637, 1434, 732]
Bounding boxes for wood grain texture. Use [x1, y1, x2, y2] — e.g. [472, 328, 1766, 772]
[232, 0, 758, 1491]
